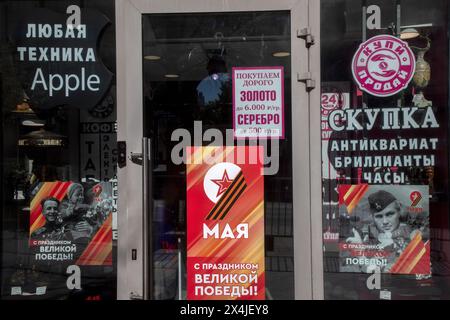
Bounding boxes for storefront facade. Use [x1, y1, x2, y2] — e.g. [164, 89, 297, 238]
[0, 0, 449, 300]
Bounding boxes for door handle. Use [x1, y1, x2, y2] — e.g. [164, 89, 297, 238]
[130, 138, 152, 299]
[129, 152, 143, 166]
[142, 138, 152, 300]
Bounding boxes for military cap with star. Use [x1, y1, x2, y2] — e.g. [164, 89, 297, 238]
[368, 190, 397, 213]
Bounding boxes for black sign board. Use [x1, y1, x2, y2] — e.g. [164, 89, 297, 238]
[8, 7, 113, 110]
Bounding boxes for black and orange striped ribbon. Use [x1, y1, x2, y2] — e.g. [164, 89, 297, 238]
[206, 171, 247, 220]
[411, 194, 422, 207]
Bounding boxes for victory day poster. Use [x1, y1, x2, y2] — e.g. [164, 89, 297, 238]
[29, 181, 113, 266]
[186, 146, 265, 300]
[338, 184, 430, 275]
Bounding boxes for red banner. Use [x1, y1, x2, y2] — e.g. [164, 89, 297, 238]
[187, 146, 265, 300]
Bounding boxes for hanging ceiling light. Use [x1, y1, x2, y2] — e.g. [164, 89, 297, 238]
[164, 74, 179, 78]
[272, 51, 290, 57]
[22, 120, 45, 127]
[400, 28, 420, 40]
[144, 55, 161, 61]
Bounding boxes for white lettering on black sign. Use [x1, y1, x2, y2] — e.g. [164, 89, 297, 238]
[10, 5, 113, 110]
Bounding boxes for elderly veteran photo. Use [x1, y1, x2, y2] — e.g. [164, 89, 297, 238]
[338, 185, 430, 274]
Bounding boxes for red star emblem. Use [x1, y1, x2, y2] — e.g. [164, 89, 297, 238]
[211, 170, 233, 197]
[93, 184, 102, 196]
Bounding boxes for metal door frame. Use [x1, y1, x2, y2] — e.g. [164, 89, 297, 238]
[115, 0, 322, 300]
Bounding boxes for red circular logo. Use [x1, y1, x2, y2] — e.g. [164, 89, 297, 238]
[352, 35, 416, 97]
[409, 191, 422, 207]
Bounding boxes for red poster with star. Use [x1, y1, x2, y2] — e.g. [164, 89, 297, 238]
[186, 146, 265, 300]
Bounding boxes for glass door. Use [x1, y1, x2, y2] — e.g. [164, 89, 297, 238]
[144, 11, 294, 300]
[116, 0, 319, 300]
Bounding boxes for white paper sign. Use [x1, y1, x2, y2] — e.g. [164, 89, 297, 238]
[36, 286, 47, 295]
[11, 287, 22, 295]
[233, 67, 284, 139]
[380, 290, 392, 300]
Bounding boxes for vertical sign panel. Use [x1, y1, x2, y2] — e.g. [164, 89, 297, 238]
[233, 67, 284, 139]
[187, 146, 265, 300]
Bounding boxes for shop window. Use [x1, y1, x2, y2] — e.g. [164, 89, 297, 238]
[321, 0, 450, 300]
[0, 0, 117, 300]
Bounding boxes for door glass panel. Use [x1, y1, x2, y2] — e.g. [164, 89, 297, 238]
[143, 11, 293, 300]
